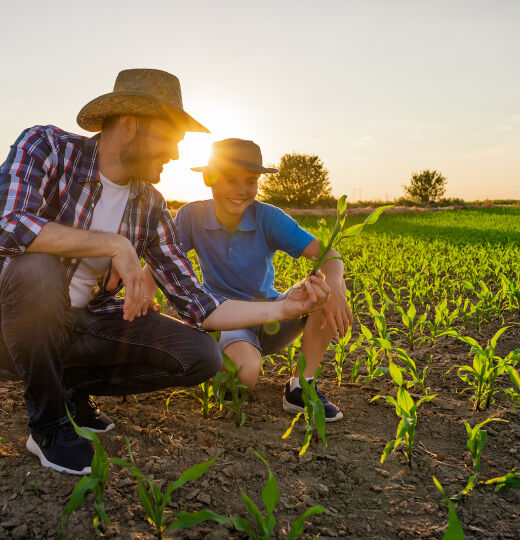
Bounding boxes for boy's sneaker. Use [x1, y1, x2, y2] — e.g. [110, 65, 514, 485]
[26, 422, 94, 475]
[283, 381, 343, 422]
[73, 394, 115, 433]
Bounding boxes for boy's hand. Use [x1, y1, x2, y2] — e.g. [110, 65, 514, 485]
[282, 271, 331, 319]
[320, 279, 353, 338]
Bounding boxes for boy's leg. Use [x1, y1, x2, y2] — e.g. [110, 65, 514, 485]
[218, 329, 262, 389]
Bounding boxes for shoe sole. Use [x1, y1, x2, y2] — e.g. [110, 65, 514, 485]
[26, 435, 92, 475]
[282, 397, 344, 423]
[79, 423, 115, 434]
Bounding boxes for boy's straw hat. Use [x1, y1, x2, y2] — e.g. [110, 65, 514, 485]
[191, 138, 277, 174]
[77, 68, 209, 133]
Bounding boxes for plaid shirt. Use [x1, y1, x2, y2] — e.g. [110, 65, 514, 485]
[0, 125, 222, 327]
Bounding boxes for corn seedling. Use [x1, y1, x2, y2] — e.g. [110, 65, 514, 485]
[311, 195, 392, 273]
[166, 381, 217, 419]
[390, 347, 432, 395]
[60, 408, 112, 539]
[112, 438, 225, 538]
[444, 327, 520, 410]
[454, 417, 507, 500]
[332, 326, 361, 385]
[432, 477, 465, 540]
[213, 353, 249, 427]
[372, 361, 436, 467]
[227, 451, 326, 539]
[482, 468, 520, 492]
[282, 354, 326, 455]
[393, 302, 429, 350]
[271, 335, 302, 375]
[353, 325, 388, 382]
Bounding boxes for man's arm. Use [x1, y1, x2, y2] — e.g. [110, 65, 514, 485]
[27, 222, 146, 321]
[301, 238, 353, 338]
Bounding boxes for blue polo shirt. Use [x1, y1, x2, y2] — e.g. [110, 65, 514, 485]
[174, 200, 315, 301]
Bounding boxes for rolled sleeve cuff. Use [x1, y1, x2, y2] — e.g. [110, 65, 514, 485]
[184, 291, 227, 328]
[0, 213, 49, 255]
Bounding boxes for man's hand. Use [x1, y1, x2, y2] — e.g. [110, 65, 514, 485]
[107, 237, 146, 321]
[281, 271, 331, 320]
[106, 262, 161, 320]
[319, 278, 353, 339]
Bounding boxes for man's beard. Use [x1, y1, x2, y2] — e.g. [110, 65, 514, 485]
[119, 138, 163, 184]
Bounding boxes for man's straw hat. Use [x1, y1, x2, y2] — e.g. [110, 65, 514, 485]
[191, 138, 277, 174]
[77, 68, 209, 133]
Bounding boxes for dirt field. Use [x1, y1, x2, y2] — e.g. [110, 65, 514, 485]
[1, 310, 519, 540]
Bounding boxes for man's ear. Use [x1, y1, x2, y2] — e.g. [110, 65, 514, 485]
[118, 115, 138, 140]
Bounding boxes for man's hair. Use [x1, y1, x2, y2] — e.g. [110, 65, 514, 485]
[101, 115, 121, 131]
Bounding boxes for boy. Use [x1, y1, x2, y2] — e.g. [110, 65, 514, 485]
[166, 139, 352, 420]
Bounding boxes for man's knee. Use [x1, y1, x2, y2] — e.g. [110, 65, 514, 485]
[197, 333, 223, 380]
[2, 254, 67, 299]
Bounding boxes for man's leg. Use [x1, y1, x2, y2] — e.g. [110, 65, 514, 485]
[0, 254, 94, 474]
[62, 307, 222, 398]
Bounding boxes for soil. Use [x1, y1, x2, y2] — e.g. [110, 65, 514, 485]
[1, 311, 520, 540]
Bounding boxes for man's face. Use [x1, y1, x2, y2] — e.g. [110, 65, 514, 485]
[209, 168, 260, 218]
[120, 117, 185, 183]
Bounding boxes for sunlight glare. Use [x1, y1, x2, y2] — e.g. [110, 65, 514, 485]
[156, 106, 246, 203]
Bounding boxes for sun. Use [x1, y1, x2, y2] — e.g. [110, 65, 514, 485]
[155, 105, 246, 203]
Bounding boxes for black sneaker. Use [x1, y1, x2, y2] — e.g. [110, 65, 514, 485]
[73, 394, 115, 433]
[26, 423, 94, 475]
[283, 381, 343, 422]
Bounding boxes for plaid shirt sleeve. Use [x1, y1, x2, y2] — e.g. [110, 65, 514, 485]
[0, 127, 54, 256]
[144, 201, 225, 328]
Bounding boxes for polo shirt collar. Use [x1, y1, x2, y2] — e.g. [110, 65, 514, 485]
[78, 133, 145, 201]
[203, 200, 257, 232]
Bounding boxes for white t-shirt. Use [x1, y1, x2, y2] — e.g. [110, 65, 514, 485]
[68, 173, 131, 308]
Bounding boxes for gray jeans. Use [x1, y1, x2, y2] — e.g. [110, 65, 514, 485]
[0, 254, 222, 431]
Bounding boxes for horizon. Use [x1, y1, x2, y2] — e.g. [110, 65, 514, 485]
[1, 0, 519, 203]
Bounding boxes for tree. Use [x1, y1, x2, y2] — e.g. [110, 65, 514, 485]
[404, 169, 447, 204]
[259, 153, 333, 208]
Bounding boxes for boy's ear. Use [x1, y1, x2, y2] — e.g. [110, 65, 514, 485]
[203, 171, 218, 187]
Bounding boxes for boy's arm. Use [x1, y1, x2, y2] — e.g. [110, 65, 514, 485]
[301, 238, 353, 338]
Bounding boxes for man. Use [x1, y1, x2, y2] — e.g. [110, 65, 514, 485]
[0, 69, 329, 475]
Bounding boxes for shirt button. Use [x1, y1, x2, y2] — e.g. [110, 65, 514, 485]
[71, 258, 77, 264]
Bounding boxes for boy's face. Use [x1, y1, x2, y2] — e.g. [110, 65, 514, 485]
[209, 168, 260, 218]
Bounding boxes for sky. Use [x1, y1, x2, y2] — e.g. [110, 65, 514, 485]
[1, 0, 519, 202]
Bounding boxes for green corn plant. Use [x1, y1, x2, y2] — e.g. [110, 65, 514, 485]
[282, 354, 326, 455]
[213, 353, 249, 427]
[498, 273, 520, 315]
[332, 326, 361, 385]
[482, 469, 520, 492]
[390, 347, 432, 395]
[352, 325, 388, 382]
[432, 477, 465, 540]
[226, 451, 326, 539]
[60, 407, 112, 539]
[310, 195, 392, 273]
[454, 418, 507, 500]
[112, 438, 225, 538]
[455, 296, 476, 332]
[166, 381, 217, 419]
[427, 299, 458, 344]
[444, 327, 520, 410]
[271, 335, 302, 375]
[393, 302, 429, 350]
[371, 360, 436, 467]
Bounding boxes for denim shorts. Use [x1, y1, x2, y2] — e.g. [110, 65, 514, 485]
[217, 316, 307, 356]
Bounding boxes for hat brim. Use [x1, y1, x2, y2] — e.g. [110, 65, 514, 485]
[191, 164, 278, 174]
[77, 91, 209, 133]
